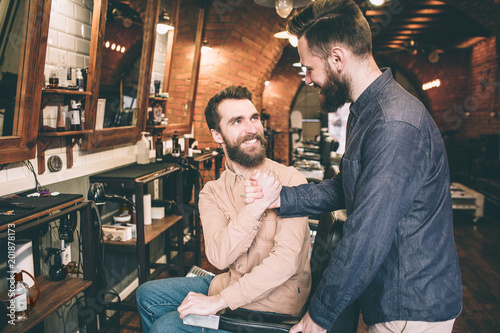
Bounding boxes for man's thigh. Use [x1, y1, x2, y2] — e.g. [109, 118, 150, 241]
[368, 319, 455, 333]
[137, 275, 214, 306]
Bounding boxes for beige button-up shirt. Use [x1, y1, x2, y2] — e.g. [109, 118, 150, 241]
[199, 159, 311, 316]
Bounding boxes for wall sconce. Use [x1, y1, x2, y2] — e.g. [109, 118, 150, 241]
[105, 41, 126, 53]
[274, 30, 298, 47]
[422, 79, 440, 91]
[201, 38, 212, 54]
[255, 0, 313, 19]
[157, 11, 174, 35]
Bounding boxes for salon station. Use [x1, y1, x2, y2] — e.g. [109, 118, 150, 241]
[0, 0, 499, 332]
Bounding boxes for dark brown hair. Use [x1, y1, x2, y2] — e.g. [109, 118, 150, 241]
[287, 0, 372, 60]
[204, 85, 253, 132]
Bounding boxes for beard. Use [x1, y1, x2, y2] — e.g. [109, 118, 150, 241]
[318, 66, 352, 113]
[223, 132, 267, 168]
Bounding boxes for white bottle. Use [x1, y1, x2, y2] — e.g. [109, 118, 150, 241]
[76, 68, 84, 91]
[13, 271, 29, 322]
[137, 132, 150, 164]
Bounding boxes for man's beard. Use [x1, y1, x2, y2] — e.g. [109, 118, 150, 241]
[318, 66, 352, 113]
[223, 132, 267, 168]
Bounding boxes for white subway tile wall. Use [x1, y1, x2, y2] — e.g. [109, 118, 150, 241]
[0, 0, 141, 196]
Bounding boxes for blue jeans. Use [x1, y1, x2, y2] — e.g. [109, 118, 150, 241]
[136, 276, 232, 333]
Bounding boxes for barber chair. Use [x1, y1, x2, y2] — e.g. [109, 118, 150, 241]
[183, 212, 360, 332]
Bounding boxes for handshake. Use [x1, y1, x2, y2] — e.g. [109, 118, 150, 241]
[243, 168, 282, 220]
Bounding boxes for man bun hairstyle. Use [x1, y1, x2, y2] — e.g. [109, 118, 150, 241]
[205, 85, 253, 132]
[287, 0, 372, 60]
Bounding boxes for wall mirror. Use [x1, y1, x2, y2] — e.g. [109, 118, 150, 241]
[82, 0, 158, 150]
[149, 0, 206, 137]
[0, 0, 49, 164]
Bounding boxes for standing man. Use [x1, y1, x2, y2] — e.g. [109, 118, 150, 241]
[136, 85, 312, 333]
[245, 1, 462, 332]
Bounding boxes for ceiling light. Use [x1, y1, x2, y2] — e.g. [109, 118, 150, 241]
[201, 38, 212, 54]
[255, 0, 313, 19]
[157, 11, 174, 35]
[369, 0, 385, 6]
[274, 30, 298, 47]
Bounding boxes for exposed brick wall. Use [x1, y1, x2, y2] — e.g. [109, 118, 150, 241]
[464, 36, 500, 138]
[176, 0, 302, 180]
[377, 35, 499, 141]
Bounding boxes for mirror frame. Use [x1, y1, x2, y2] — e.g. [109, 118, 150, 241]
[0, 0, 51, 164]
[82, 0, 160, 151]
[160, 0, 206, 137]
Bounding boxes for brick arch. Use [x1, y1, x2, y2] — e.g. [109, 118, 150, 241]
[192, 2, 289, 149]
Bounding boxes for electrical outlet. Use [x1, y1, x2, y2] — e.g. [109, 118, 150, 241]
[153, 179, 159, 200]
[61, 246, 71, 265]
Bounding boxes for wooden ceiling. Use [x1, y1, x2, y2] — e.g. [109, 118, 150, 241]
[354, 0, 492, 55]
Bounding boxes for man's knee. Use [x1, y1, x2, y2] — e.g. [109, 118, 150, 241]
[136, 280, 157, 304]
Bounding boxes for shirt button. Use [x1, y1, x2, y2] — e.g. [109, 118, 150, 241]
[263, 212, 268, 217]
[227, 216, 230, 221]
[239, 175, 243, 180]
[240, 193, 245, 198]
[253, 226, 259, 230]
[237, 264, 243, 270]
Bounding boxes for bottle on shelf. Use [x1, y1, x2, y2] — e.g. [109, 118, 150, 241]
[137, 132, 150, 165]
[70, 100, 81, 131]
[57, 55, 68, 88]
[49, 69, 59, 88]
[156, 136, 164, 162]
[12, 271, 30, 322]
[172, 132, 180, 157]
[76, 68, 84, 91]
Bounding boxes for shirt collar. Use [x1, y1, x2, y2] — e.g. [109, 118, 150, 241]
[349, 67, 393, 118]
[223, 159, 270, 185]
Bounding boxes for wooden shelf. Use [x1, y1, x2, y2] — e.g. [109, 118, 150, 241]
[42, 88, 92, 96]
[1, 275, 92, 333]
[149, 96, 168, 101]
[37, 130, 93, 174]
[104, 214, 182, 248]
[38, 130, 93, 137]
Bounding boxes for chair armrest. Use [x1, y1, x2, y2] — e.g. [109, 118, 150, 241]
[218, 308, 300, 333]
[183, 314, 220, 330]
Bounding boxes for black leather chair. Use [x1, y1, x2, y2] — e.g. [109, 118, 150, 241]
[184, 212, 360, 332]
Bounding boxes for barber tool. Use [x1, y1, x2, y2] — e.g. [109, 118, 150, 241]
[0, 210, 15, 215]
[44, 248, 68, 281]
[0, 199, 35, 210]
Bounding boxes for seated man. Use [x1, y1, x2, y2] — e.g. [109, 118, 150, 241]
[136, 85, 312, 333]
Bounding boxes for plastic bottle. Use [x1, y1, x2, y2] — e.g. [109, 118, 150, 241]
[156, 136, 164, 162]
[76, 68, 84, 91]
[137, 132, 150, 164]
[12, 271, 29, 322]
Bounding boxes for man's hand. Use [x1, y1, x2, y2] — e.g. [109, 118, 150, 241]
[243, 168, 281, 206]
[243, 168, 281, 219]
[289, 311, 327, 333]
[177, 292, 227, 319]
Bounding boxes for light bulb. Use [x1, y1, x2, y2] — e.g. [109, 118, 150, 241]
[275, 0, 293, 18]
[289, 35, 298, 47]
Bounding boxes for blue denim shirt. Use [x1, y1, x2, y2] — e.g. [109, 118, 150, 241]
[279, 69, 462, 328]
